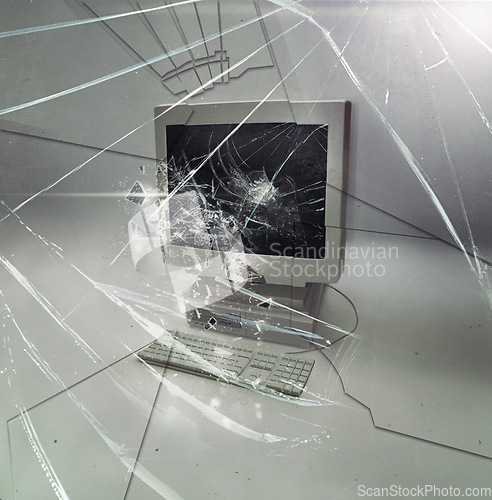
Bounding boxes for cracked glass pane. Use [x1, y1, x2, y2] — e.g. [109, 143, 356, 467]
[1, 1, 492, 499]
[165, 122, 327, 254]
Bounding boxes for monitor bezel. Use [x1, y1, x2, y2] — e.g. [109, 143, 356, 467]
[154, 100, 350, 287]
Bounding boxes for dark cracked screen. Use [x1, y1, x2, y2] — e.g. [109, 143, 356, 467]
[165, 122, 328, 257]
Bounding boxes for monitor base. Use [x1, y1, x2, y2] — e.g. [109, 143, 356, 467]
[187, 283, 328, 348]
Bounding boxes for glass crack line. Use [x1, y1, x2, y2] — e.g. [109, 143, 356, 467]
[0, 0, 202, 39]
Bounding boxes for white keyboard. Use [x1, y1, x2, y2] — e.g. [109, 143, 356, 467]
[138, 331, 315, 397]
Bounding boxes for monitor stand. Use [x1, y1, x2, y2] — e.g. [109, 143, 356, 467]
[186, 281, 326, 348]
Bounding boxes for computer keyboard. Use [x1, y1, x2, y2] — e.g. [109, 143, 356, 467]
[137, 331, 315, 397]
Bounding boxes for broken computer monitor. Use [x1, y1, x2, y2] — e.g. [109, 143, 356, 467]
[154, 101, 350, 347]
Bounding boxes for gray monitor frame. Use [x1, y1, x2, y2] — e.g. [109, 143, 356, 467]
[154, 100, 350, 287]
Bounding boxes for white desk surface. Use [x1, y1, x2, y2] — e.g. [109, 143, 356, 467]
[1, 201, 491, 499]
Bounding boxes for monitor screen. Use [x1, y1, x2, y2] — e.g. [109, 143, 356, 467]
[154, 100, 350, 287]
[165, 122, 328, 259]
